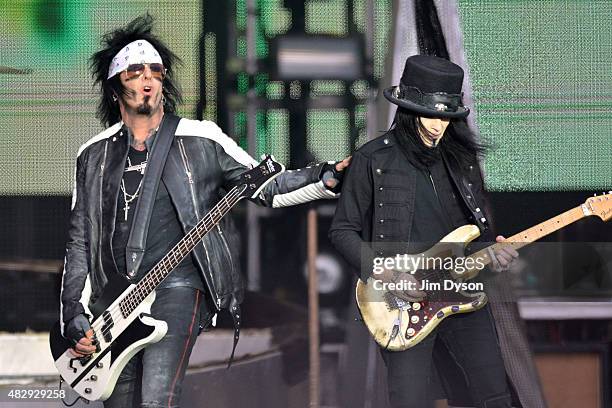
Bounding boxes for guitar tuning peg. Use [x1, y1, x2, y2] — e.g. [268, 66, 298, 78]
[260, 154, 266, 160]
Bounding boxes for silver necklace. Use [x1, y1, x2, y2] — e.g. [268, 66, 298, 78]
[120, 151, 149, 221]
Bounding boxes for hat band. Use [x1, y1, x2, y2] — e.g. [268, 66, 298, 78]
[395, 85, 463, 113]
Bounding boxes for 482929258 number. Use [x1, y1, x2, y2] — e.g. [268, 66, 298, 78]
[4, 388, 65, 400]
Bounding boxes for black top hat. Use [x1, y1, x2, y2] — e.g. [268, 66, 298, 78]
[383, 54, 469, 119]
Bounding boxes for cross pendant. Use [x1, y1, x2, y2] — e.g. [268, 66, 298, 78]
[123, 203, 130, 221]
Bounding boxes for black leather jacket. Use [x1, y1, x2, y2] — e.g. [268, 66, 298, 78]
[329, 130, 493, 281]
[60, 117, 336, 333]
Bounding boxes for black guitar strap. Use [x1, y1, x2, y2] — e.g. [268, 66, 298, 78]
[125, 114, 181, 278]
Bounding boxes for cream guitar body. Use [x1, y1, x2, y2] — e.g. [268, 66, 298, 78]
[356, 225, 486, 351]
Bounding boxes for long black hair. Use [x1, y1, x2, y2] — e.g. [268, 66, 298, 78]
[89, 14, 183, 127]
[392, 107, 487, 169]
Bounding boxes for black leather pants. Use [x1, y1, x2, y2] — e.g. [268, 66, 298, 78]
[103, 287, 202, 408]
[381, 305, 513, 408]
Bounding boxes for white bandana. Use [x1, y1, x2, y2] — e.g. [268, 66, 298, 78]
[107, 39, 163, 79]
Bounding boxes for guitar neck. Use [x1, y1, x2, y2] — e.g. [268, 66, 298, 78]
[467, 205, 587, 268]
[119, 185, 246, 316]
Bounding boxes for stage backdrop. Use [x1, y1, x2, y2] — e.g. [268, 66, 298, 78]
[0, 0, 202, 195]
[457, 0, 611, 191]
[0, 0, 610, 195]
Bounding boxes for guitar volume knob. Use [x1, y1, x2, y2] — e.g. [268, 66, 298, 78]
[406, 328, 416, 337]
[410, 315, 419, 324]
[411, 303, 421, 311]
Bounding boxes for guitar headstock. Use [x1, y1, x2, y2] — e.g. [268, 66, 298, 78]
[237, 155, 285, 199]
[584, 192, 612, 221]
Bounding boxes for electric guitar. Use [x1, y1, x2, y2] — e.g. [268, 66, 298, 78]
[356, 193, 612, 351]
[49, 156, 284, 401]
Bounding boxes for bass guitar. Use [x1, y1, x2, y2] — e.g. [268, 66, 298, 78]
[49, 156, 284, 401]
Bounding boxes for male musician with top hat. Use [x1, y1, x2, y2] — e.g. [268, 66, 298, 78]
[329, 54, 522, 407]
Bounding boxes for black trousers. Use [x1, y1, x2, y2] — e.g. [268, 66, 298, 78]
[381, 305, 512, 408]
[103, 287, 202, 408]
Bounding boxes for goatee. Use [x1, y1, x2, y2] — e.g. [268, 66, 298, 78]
[136, 95, 153, 115]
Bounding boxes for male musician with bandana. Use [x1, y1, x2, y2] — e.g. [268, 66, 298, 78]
[59, 15, 349, 407]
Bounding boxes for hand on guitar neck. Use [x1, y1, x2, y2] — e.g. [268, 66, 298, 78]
[489, 235, 519, 273]
[376, 268, 426, 302]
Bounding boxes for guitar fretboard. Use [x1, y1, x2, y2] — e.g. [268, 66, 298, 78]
[466, 205, 586, 268]
[118, 184, 246, 318]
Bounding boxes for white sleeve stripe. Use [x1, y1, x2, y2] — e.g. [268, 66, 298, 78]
[70, 162, 78, 210]
[81, 276, 92, 317]
[59, 257, 67, 336]
[175, 118, 258, 167]
[272, 180, 338, 208]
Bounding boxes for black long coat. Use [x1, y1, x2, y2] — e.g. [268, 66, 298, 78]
[329, 130, 547, 407]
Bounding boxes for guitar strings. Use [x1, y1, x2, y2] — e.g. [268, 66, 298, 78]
[126, 185, 245, 307]
[88, 186, 242, 341]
